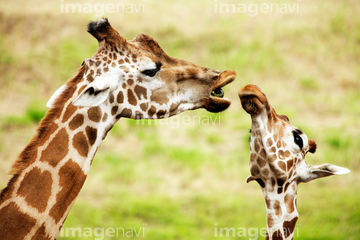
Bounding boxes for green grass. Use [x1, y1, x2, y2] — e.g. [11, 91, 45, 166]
[0, 0, 359, 239]
[2, 100, 47, 128]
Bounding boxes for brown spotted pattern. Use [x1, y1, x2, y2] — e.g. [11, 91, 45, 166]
[240, 85, 318, 240]
[0, 107, 101, 240]
[78, 17, 236, 121]
[17, 167, 53, 213]
[0, 202, 37, 240]
[40, 128, 69, 167]
[0, 18, 236, 240]
[0, 70, 106, 239]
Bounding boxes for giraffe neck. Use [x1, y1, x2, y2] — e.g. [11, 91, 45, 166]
[263, 184, 299, 240]
[0, 68, 118, 240]
[249, 118, 300, 240]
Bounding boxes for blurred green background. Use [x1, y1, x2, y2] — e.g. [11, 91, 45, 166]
[0, 0, 359, 239]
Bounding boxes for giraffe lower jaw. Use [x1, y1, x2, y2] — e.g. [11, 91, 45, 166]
[203, 95, 232, 112]
[205, 85, 233, 113]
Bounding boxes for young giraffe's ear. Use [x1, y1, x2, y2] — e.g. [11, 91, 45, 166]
[246, 175, 256, 183]
[246, 175, 266, 188]
[298, 164, 350, 183]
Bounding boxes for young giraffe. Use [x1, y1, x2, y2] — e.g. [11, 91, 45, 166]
[0, 19, 236, 239]
[239, 84, 350, 240]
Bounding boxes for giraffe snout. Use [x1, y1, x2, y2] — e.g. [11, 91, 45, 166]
[239, 84, 269, 115]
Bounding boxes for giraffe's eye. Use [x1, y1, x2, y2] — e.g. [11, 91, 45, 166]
[293, 131, 303, 149]
[141, 68, 158, 77]
[141, 62, 162, 77]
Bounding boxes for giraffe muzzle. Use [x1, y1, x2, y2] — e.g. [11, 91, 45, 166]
[204, 70, 236, 112]
[211, 70, 237, 93]
[239, 84, 268, 115]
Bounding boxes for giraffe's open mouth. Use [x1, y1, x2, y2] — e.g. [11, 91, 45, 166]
[204, 70, 236, 112]
[211, 70, 236, 96]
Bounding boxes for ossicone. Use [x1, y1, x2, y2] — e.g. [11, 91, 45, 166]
[87, 18, 126, 46]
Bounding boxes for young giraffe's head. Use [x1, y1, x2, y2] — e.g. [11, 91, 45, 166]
[48, 19, 236, 120]
[239, 84, 350, 240]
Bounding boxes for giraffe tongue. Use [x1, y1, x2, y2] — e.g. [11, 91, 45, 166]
[211, 70, 236, 99]
[211, 88, 224, 98]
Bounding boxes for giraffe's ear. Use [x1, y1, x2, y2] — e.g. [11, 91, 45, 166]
[246, 175, 256, 183]
[47, 85, 68, 108]
[73, 76, 114, 107]
[298, 163, 350, 183]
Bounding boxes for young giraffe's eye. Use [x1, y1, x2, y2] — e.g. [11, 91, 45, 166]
[141, 62, 162, 77]
[293, 130, 303, 149]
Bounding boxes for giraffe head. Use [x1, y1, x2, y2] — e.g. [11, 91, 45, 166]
[47, 19, 236, 120]
[239, 84, 350, 239]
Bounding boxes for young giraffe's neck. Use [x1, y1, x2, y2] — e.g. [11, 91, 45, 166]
[263, 185, 299, 240]
[250, 119, 299, 240]
[0, 67, 116, 239]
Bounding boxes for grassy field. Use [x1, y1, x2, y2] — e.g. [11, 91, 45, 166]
[0, 0, 359, 239]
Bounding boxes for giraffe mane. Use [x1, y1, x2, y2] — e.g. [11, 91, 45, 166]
[131, 33, 176, 64]
[8, 66, 85, 176]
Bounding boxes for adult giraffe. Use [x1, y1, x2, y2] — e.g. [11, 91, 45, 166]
[0, 19, 236, 239]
